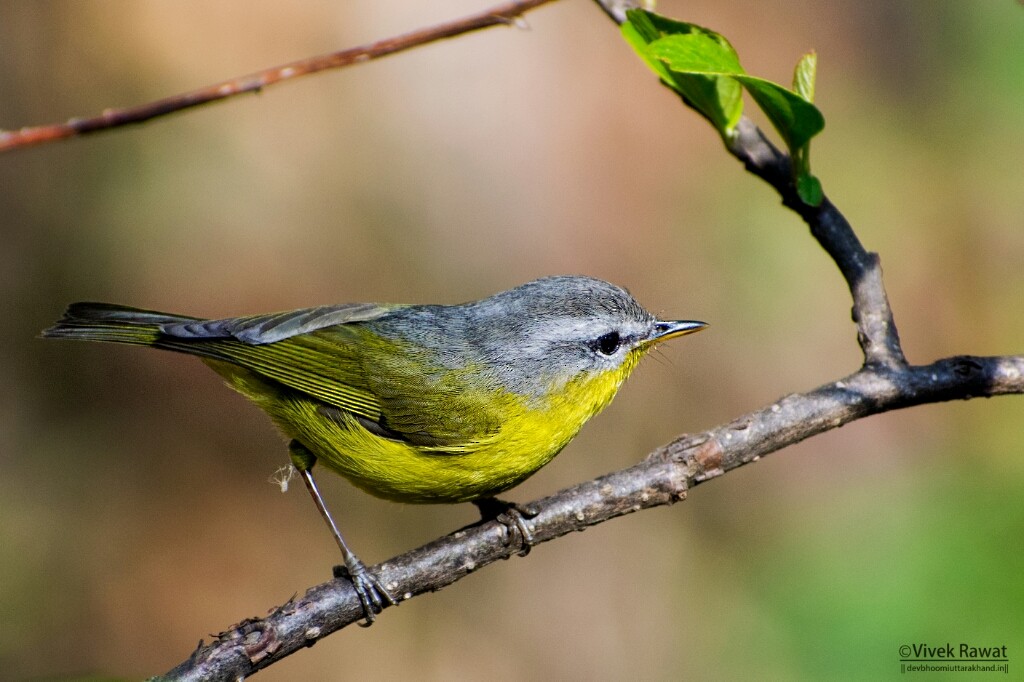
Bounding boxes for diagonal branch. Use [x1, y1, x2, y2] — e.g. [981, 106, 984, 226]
[0, 0, 558, 153]
[158, 353, 1024, 681]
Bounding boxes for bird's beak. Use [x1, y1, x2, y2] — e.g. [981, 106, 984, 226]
[645, 319, 708, 346]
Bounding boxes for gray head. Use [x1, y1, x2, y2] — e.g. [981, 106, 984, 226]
[380, 275, 706, 399]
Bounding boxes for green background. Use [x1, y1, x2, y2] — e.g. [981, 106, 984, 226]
[1, 1, 1021, 679]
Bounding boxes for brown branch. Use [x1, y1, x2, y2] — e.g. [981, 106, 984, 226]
[157, 353, 1024, 681]
[0, 0, 559, 153]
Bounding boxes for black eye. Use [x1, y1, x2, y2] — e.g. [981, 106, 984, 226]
[594, 331, 621, 355]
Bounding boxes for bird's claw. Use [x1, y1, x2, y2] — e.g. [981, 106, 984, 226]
[474, 498, 539, 557]
[334, 561, 396, 626]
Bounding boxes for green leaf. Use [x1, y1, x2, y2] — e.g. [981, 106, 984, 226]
[793, 51, 817, 103]
[621, 18, 675, 84]
[622, 8, 827, 205]
[628, 8, 708, 41]
[732, 75, 825, 152]
[623, 10, 745, 134]
[796, 172, 823, 206]
[646, 32, 746, 132]
[647, 33, 744, 76]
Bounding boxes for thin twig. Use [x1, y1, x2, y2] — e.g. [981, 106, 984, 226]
[0, 0, 558, 152]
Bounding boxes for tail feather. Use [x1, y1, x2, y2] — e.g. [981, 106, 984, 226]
[42, 302, 202, 347]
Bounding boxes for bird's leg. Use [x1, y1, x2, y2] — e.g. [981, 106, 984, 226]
[473, 497, 539, 557]
[288, 440, 396, 626]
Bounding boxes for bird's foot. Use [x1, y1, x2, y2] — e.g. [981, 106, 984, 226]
[473, 497, 539, 557]
[333, 559, 397, 627]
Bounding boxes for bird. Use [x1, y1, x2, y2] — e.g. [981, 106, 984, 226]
[43, 275, 707, 623]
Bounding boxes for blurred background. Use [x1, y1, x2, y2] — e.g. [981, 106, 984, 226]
[2, 1, 1022, 679]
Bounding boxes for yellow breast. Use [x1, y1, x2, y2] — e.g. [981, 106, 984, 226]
[210, 349, 643, 504]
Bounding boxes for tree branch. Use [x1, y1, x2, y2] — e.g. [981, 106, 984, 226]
[0, 0, 558, 153]
[158, 353, 1024, 681]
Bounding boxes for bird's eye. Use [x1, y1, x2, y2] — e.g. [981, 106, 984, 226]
[594, 331, 621, 356]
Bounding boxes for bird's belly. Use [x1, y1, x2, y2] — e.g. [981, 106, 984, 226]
[282, 397, 595, 504]
[215, 360, 631, 505]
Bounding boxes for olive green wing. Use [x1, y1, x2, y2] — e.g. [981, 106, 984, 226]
[160, 305, 501, 450]
[356, 345, 504, 451]
[158, 304, 397, 424]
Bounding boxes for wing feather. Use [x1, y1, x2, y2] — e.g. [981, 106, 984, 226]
[157, 304, 502, 449]
[160, 303, 399, 344]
